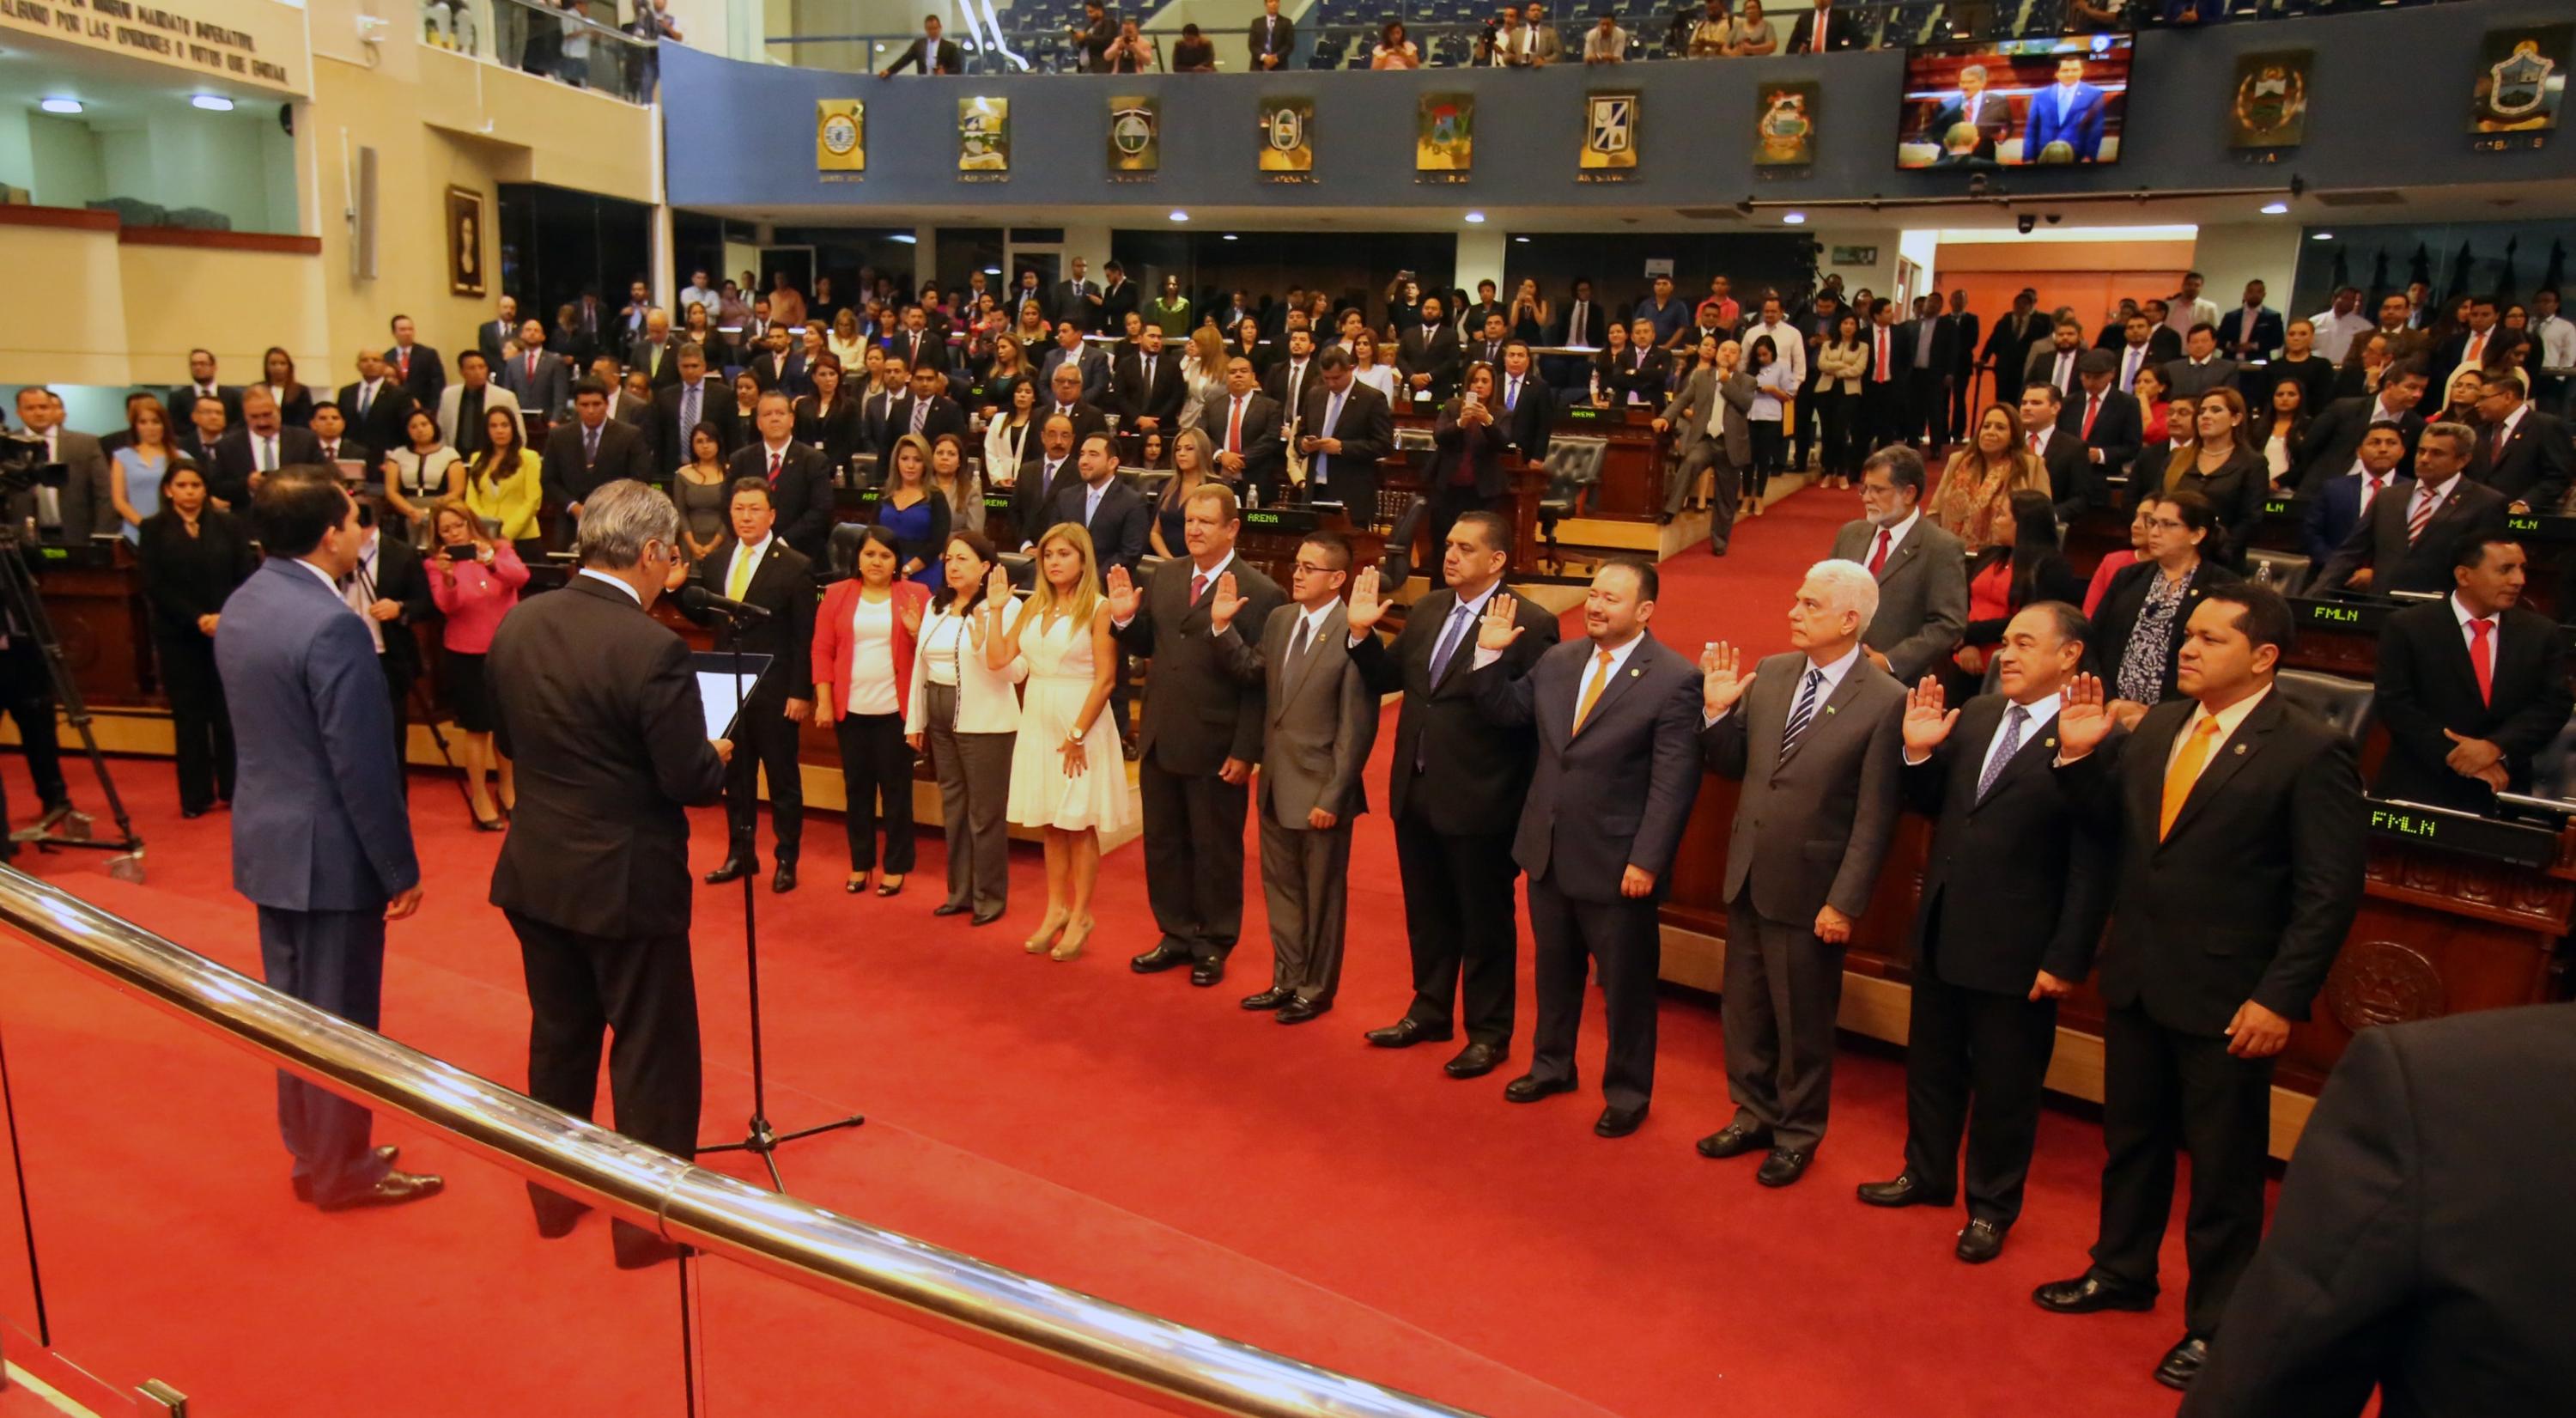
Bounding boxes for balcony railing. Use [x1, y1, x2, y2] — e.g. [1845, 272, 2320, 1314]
[425, 0, 665, 104]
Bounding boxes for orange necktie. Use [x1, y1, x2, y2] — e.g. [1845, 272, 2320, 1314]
[1571, 648, 1613, 734]
[2159, 718, 2222, 840]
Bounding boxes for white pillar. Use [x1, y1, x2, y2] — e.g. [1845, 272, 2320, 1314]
[1456, 228, 1507, 298]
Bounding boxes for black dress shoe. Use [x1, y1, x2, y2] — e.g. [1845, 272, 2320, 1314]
[1955, 1219, 2008, 1264]
[1755, 1147, 1814, 1188]
[771, 863, 798, 893]
[1130, 944, 1191, 974]
[1695, 1122, 1772, 1159]
[314, 1169, 445, 1212]
[1856, 1171, 1952, 1208]
[933, 902, 969, 917]
[1502, 1073, 1577, 1104]
[1275, 997, 1328, 1024]
[1363, 1018, 1453, 1049]
[182, 806, 210, 820]
[2153, 1334, 2209, 1391]
[1443, 1041, 1506, 1078]
[292, 1145, 401, 1202]
[970, 906, 1005, 927]
[2032, 1269, 2159, 1315]
[705, 856, 756, 885]
[1240, 986, 1293, 1010]
[1594, 1103, 1648, 1137]
[1188, 959, 1224, 987]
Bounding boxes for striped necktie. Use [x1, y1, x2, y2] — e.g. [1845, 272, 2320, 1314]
[1780, 667, 1823, 760]
[2406, 485, 2437, 544]
[1976, 705, 2028, 803]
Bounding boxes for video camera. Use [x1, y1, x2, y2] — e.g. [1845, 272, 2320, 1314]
[0, 429, 68, 500]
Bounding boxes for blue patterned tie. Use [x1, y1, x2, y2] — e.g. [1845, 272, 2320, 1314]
[1976, 704, 2029, 804]
[1780, 667, 1822, 761]
[1428, 599, 1476, 685]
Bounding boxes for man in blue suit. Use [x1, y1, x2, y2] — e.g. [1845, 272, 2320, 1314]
[2023, 55, 2109, 163]
[2300, 422, 2410, 575]
[216, 468, 442, 1212]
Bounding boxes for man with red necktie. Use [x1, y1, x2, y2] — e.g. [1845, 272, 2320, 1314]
[2056, 350, 2142, 497]
[386, 313, 447, 408]
[2370, 535, 2572, 814]
[1827, 447, 1967, 681]
[1198, 356, 1283, 498]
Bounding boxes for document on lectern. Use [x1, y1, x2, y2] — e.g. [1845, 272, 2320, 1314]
[690, 652, 775, 741]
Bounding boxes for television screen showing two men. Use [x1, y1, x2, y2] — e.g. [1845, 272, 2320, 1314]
[1898, 34, 2134, 170]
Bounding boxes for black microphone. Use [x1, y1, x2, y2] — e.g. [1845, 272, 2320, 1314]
[679, 583, 772, 622]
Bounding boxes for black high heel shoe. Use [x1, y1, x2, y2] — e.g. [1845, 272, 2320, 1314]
[472, 813, 507, 833]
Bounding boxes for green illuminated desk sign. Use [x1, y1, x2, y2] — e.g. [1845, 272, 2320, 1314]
[1564, 407, 1605, 423]
[983, 493, 1014, 511]
[2364, 798, 2556, 868]
[2290, 598, 2389, 634]
[2501, 514, 2576, 540]
[2261, 497, 2300, 517]
[1241, 506, 1321, 534]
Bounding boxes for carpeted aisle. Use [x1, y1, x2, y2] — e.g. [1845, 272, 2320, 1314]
[0, 484, 2215, 1418]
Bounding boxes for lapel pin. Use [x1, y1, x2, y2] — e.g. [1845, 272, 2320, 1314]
[1629, 667, 1640, 678]
[2234, 743, 2248, 755]
[1826, 706, 1837, 715]
[2045, 736, 2057, 748]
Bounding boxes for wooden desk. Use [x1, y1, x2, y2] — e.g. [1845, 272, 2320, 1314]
[1658, 771, 2576, 1157]
[26, 548, 152, 708]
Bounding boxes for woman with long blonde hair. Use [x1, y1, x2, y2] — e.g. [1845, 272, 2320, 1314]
[993, 520, 1130, 961]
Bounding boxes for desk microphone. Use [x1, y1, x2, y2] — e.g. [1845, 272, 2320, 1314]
[679, 584, 772, 622]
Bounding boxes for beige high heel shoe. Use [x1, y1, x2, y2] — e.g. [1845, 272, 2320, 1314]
[1051, 916, 1094, 962]
[1024, 909, 1068, 954]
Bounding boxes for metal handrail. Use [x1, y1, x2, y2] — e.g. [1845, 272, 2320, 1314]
[0, 869, 1479, 1418]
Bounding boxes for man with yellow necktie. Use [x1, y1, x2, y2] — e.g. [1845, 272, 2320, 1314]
[683, 479, 816, 895]
[1467, 557, 1704, 1140]
[2031, 584, 2364, 1395]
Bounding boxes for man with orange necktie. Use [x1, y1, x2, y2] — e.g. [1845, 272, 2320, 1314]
[2030, 585, 2364, 1394]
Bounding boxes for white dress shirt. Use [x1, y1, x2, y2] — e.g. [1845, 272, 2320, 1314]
[2165, 685, 2270, 779]
[2452, 592, 2503, 662]
[2307, 307, 2373, 365]
[579, 567, 643, 604]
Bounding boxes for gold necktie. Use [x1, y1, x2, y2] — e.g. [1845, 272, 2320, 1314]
[726, 545, 755, 602]
[2159, 717, 2222, 841]
[1571, 648, 1613, 734]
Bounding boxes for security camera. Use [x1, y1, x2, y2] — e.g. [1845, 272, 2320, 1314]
[2044, 213, 2063, 226]
[2016, 213, 2037, 235]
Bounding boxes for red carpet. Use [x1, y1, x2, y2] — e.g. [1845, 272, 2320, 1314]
[0, 484, 2213, 1417]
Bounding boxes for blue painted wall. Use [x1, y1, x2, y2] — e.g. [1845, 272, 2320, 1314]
[666, 3, 2576, 216]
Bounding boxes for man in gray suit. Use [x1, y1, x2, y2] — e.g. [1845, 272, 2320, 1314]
[1210, 530, 1379, 1024]
[1829, 446, 1968, 681]
[2162, 324, 2240, 401]
[1695, 558, 1906, 1186]
[1654, 338, 1756, 552]
[12, 386, 110, 539]
[1470, 557, 1704, 1139]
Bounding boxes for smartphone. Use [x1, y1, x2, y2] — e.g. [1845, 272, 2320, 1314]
[441, 542, 477, 562]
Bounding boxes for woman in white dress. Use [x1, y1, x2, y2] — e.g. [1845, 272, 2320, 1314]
[993, 522, 1131, 960]
[1351, 329, 1400, 401]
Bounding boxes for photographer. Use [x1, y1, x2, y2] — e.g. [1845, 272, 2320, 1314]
[424, 497, 528, 831]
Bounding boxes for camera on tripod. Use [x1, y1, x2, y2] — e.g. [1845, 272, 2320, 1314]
[0, 429, 70, 526]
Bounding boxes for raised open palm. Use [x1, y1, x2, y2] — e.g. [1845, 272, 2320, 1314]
[1475, 592, 1524, 652]
[1902, 675, 1959, 757]
[1699, 641, 1757, 716]
[2057, 672, 2113, 759]
[1104, 563, 1139, 621]
[1346, 567, 1388, 633]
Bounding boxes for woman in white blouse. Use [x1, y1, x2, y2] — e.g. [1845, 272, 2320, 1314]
[812, 525, 933, 896]
[905, 531, 1024, 923]
[381, 408, 462, 545]
[1176, 326, 1229, 438]
[1351, 330, 1400, 401]
[981, 377, 1040, 486]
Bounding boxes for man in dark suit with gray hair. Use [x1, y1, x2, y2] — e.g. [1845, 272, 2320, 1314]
[1468, 557, 1704, 1140]
[488, 478, 731, 1268]
[1695, 557, 1906, 1187]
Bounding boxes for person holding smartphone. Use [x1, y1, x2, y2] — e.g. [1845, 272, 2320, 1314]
[425, 497, 530, 830]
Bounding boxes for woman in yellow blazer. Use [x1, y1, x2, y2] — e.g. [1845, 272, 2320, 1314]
[462, 405, 545, 563]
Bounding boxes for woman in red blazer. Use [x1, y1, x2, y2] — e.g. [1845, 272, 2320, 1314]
[811, 525, 933, 894]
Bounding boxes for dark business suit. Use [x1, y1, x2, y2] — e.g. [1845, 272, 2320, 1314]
[208, 425, 322, 510]
[1113, 554, 1286, 966]
[2057, 386, 2142, 496]
[1829, 514, 1970, 682]
[386, 344, 445, 408]
[1041, 344, 1112, 406]
[793, 393, 862, 475]
[137, 508, 257, 812]
[2371, 598, 2572, 814]
[1042, 477, 1150, 587]
[2056, 691, 2366, 1339]
[488, 573, 728, 1261]
[629, 333, 685, 389]
[1246, 10, 1294, 68]
[724, 440, 837, 562]
[2215, 307, 2285, 364]
[685, 537, 817, 869]
[2030, 423, 2097, 524]
[541, 417, 656, 536]
[1297, 378, 1394, 527]
[1899, 693, 2111, 1222]
[750, 349, 809, 399]
[1213, 599, 1378, 1004]
[880, 393, 966, 466]
[1350, 587, 1556, 1047]
[2470, 406, 2575, 512]
[216, 557, 421, 1207]
[1899, 316, 1961, 447]
[1198, 389, 1285, 496]
[2294, 396, 2423, 496]
[2165, 356, 2243, 402]
[1011, 452, 1075, 547]
[2312, 476, 2508, 599]
[1422, 398, 1509, 569]
[478, 318, 515, 362]
[1051, 278, 1101, 332]
[1702, 650, 1905, 1150]
[1397, 324, 1463, 405]
[1263, 359, 1315, 433]
[880, 33, 961, 73]
[354, 534, 436, 782]
[498, 347, 572, 431]
[2178, 1005, 2576, 1418]
[1495, 368, 1554, 465]
[1472, 631, 1704, 1111]
[170, 382, 242, 427]
[2091, 557, 2242, 704]
[653, 377, 738, 475]
[2298, 470, 2407, 569]
[1112, 350, 1188, 435]
[1982, 313, 2045, 398]
[887, 327, 950, 375]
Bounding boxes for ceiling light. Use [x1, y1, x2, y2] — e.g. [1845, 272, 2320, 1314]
[2311, 231, 2335, 241]
[1463, 211, 1486, 224]
[1222, 233, 1238, 241]
[190, 94, 234, 112]
[1169, 210, 1188, 222]
[981, 266, 1000, 275]
[1513, 235, 1530, 244]
[889, 233, 917, 244]
[1782, 211, 1807, 225]
[2260, 201, 2288, 216]
[39, 97, 82, 115]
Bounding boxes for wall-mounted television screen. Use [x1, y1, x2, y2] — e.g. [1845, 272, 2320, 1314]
[1898, 34, 2134, 170]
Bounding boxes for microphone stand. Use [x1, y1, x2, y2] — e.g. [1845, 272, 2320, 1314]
[692, 596, 863, 1191]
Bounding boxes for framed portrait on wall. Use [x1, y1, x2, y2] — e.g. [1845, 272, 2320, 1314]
[445, 186, 485, 298]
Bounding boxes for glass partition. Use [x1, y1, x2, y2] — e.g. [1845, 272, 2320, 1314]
[433, 0, 664, 105]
